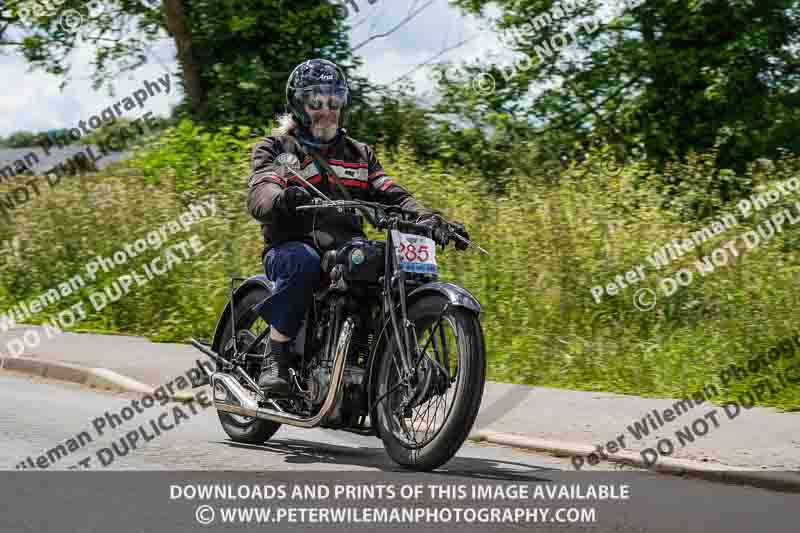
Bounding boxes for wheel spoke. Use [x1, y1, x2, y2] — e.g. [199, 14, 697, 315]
[378, 307, 473, 451]
[386, 315, 458, 447]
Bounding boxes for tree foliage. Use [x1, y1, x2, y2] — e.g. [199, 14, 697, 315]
[0, 0, 361, 126]
[443, 0, 800, 176]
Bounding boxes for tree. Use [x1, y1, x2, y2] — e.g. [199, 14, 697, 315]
[0, 0, 359, 125]
[442, 0, 800, 175]
[1, 130, 37, 148]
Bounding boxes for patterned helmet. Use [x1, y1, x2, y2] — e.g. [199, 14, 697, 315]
[285, 59, 351, 130]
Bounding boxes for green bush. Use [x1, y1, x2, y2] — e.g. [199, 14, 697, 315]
[2, 123, 799, 409]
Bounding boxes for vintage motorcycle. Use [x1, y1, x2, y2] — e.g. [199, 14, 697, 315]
[190, 180, 488, 471]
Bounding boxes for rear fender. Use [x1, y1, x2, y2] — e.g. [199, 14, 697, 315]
[211, 275, 276, 353]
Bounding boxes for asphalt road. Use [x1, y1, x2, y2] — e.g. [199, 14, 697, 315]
[0, 370, 588, 472]
[4, 325, 799, 470]
[0, 371, 796, 533]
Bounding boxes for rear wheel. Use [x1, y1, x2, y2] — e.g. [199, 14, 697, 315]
[374, 295, 486, 471]
[215, 287, 282, 444]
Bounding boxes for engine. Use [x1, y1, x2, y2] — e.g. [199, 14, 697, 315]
[305, 320, 373, 427]
[307, 365, 365, 407]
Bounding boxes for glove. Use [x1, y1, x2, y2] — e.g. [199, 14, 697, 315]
[417, 214, 452, 248]
[450, 221, 470, 251]
[274, 186, 312, 217]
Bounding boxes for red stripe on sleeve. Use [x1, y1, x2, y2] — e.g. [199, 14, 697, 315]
[329, 160, 369, 169]
[341, 178, 369, 189]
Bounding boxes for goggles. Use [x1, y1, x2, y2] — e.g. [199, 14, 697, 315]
[296, 85, 349, 111]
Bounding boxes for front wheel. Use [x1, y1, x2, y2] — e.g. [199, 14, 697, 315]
[374, 294, 486, 471]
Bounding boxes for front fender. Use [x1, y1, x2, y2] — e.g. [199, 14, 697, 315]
[211, 274, 276, 353]
[406, 281, 482, 315]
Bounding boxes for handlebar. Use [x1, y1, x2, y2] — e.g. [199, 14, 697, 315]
[393, 218, 437, 235]
[295, 198, 489, 255]
[296, 199, 419, 230]
[275, 158, 489, 251]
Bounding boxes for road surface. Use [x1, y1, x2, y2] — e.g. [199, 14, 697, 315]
[0, 371, 795, 533]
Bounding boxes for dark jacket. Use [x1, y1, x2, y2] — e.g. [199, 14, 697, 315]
[247, 131, 432, 257]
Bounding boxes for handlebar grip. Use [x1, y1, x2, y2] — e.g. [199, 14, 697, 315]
[394, 219, 436, 235]
[394, 219, 453, 248]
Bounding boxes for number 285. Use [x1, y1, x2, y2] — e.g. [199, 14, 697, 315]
[397, 242, 429, 262]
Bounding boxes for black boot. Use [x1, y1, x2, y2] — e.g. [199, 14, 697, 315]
[257, 341, 295, 397]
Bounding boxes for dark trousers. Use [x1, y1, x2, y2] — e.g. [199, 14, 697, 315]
[256, 241, 321, 339]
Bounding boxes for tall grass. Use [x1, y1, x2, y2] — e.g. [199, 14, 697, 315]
[2, 120, 799, 408]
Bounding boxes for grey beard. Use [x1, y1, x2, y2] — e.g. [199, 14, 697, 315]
[310, 125, 338, 141]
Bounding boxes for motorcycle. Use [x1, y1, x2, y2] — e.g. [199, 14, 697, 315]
[190, 173, 489, 471]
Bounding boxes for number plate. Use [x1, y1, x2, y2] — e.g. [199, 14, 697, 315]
[391, 230, 438, 275]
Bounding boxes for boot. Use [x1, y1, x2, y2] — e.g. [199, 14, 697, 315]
[257, 349, 295, 397]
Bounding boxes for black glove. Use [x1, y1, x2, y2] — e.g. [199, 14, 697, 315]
[274, 186, 312, 217]
[417, 214, 444, 244]
[418, 214, 461, 249]
[450, 221, 470, 251]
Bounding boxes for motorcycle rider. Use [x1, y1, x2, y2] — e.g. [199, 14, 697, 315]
[246, 59, 469, 397]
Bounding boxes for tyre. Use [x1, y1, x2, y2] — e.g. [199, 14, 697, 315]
[216, 286, 282, 444]
[374, 294, 486, 471]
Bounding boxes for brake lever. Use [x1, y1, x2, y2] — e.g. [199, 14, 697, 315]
[432, 218, 489, 255]
[449, 230, 490, 255]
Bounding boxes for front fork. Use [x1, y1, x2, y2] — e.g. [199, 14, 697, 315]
[384, 228, 416, 376]
[380, 229, 452, 412]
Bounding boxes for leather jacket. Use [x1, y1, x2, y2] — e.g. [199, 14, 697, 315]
[247, 130, 432, 257]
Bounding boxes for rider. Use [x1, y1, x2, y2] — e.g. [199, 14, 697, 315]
[246, 59, 469, 397]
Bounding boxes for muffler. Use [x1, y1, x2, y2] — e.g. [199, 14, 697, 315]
[207, 317, 354, 428]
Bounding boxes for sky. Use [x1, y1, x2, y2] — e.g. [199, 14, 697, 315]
[0, 0, 507, 137]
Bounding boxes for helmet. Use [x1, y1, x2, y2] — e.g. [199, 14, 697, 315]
[286, 59, 351, 133]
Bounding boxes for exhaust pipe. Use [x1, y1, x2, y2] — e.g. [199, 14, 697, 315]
[211, 317, 354, 428]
